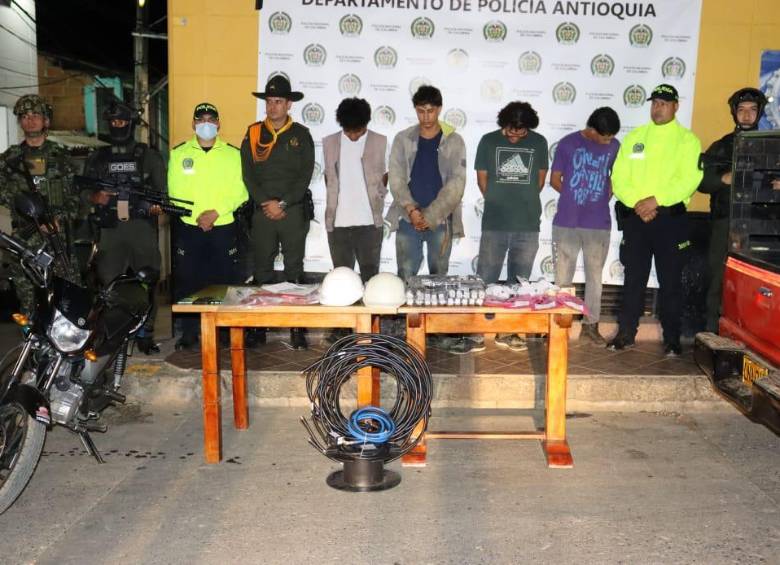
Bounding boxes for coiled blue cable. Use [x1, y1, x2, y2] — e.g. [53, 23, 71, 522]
[347, 406, 396, 445]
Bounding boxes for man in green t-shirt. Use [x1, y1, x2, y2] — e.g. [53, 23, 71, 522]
[474, 101, 548, 352]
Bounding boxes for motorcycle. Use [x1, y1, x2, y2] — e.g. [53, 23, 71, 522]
[0, 191, 155, 514]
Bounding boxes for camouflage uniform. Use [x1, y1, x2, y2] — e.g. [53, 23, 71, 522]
[0, 139, 83, 313]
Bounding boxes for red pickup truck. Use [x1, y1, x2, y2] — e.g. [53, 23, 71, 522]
[694, 130, 780, 434]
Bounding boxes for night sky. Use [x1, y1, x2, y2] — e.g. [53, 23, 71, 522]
[36, 0, 167, 81]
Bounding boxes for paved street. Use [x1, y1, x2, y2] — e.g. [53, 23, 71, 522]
[0, 402, 778, 564]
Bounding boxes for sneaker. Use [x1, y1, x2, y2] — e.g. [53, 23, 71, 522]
[606, 333, 635, 351]
[289, 328, 308, 350]
[446, 337, 487, 355]
[175, 334, 199, 352]
[579, 323, 607, 346]
[494, 333, 528, 352]
[663, 341, 682, 357]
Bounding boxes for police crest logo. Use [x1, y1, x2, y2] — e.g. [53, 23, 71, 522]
[555, 22, 580, 45]
[182, 158, 194, 170]
[540, 255, 555, 278]
[548, 141, 558, 165]
[629, 23, 653, 48]
[409, 76, 432, 97]
[609, 260, 624, 280]
[303, 44, 327, 67]
[301, 103, 325, 126]
[483, 20, 507, 42]
[339, 14, 363, 37]
[632, 143, 644, 153]
[623, 84, 647, 108]
[518, 51, 542, 75]
[374, 46, 398, 69]
[471, 255, 480, 275]
[544, 199, 558, 220]
[338, 74, 362, 96]
[591, 54, 615, 78]
[480, 79, 503, 102]
[411, 16, 435, 39]
[552, 82, 577, 105]
[267, 70, 290, 84]
[443, 108, 467, 130]
[447, 48, 469, 69]
[374, 105, 396, 127]
[473, 197, 485, 218]
[289, 137, 300, 148]
[310, 162, 323, 185]
[662, 57, 686, 80]
[268, 12, 292, 35]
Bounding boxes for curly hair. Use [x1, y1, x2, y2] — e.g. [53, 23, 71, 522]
[497, 101, 539, 130]
[335, 98, 372, 130]
[412, 85, 443, 107]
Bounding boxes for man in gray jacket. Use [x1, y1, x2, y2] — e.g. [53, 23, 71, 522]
[322, 98, 388, 282]
[387, 85, 467, 280]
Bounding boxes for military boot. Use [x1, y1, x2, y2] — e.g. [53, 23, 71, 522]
[580, 323, 606, 346]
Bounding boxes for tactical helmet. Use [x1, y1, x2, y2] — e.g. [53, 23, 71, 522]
[728, 88, 767, 130]
[13, 94, 51, 119]
[103, 102, 137, 144]
[363, 273, 406, 308]
[319, 267, 364, 306]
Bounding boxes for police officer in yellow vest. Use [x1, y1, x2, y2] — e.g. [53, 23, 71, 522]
[169, 103, 248, 350]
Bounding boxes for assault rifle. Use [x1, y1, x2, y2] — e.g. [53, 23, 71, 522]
[75, 176, 193, 227]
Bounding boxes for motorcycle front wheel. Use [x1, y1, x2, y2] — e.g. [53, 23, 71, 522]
[0, 397, 46, 514]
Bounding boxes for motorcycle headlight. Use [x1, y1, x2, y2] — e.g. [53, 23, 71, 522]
[47, 308, 91, 353]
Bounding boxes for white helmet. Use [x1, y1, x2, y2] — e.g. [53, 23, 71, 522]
[363, 272, 406, 308]
[319, 267, 364, 306]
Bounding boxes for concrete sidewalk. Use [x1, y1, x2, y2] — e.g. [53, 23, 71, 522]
[0, 402, 777, 564]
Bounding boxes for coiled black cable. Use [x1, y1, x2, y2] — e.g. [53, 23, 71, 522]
[301, 333, 433, 463]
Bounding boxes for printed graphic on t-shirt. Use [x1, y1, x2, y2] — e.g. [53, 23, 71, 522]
[569, 147, 610, 205]
[496, 147, 533, 184]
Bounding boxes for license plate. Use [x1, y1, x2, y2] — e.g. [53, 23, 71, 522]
[742, 355, 769, 385]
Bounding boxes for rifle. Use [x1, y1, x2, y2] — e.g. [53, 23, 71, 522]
[75, 175, 193, 227]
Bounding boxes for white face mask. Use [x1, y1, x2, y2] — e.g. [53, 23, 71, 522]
[195, 122, 218, 141]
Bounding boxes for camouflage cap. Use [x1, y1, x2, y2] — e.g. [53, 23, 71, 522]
[13, 94, 51, 118]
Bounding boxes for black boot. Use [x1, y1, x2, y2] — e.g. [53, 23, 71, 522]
[245, 328, 267, 348]
[290, 327, 307, 350]
[136, 335, 160, 355]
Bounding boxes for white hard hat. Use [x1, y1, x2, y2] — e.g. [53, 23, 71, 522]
[319, 267, 364, 306]
[363, 272, 406, 308]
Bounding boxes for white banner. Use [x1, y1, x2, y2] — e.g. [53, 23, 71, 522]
[257, 0, 703, 286]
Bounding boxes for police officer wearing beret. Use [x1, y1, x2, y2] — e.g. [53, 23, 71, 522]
[240, 76, 315, 350]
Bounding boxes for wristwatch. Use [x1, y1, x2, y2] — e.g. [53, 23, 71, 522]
[278, 200, 288, 211]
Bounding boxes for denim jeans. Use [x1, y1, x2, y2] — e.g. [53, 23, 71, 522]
[395, 218, 452, 279]
[552, 225, 610, 324]
[476, 230, 540, 284]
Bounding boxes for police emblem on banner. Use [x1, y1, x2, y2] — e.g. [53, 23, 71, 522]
[339, 14, 363, 37]
[409, 76, 432, 97]
[609, 260, 624, 280]
[301, 103, 325, 125]
[338, 74, 362, 96]
[623, 84, 647, 108]
[591, 54, 615, 77]
[518, 51, 542, 75]
[483, 20, 507, 42]
[268, 12, 292, 35]
[544, 199, 558, 220]
[310, 162, 323, 185]
[474, 197, 484, 218]
[267, 70, 290, 84]
[540, 255, 555, 278]
[411, 16, 435, 39]
[662, 57, 686, 80]
[556, 22, 580, 45]
[443, 108, 467, 130]
[552, 82, 577, 105]
[548, 141, 558, 165]
[374, 46, 398, 69]
[303, 44, 327, 67]
[629, 24, 653, 48]
[471, 255, 480, 275]
[480, 80, 503, 102]
[374, 105, 396, 127]
[447, 48, 469, 69]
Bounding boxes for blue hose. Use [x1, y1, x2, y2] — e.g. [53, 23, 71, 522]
[347, 406, 396, 445]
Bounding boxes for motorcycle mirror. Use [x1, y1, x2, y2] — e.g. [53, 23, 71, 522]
[13, 192, 48, 223]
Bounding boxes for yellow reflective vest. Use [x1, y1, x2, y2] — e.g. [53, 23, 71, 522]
[168, 136, 248, 226]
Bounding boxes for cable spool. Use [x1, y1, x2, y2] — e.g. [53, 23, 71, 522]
[301, 333, 433, 492]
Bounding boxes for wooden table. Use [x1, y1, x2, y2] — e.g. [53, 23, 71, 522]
[171, 300, 393, 463]
[399, 306, 576, 469]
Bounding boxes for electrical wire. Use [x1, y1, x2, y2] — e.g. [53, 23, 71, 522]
[301, 333, 433, 464]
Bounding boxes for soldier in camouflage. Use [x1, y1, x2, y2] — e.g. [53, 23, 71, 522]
[0, 94, 83, 313]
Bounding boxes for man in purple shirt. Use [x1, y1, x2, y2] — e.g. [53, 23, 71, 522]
[550, 107, 620, 344]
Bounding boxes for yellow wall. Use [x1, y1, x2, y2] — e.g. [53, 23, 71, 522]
[168, 0, 780, 209]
